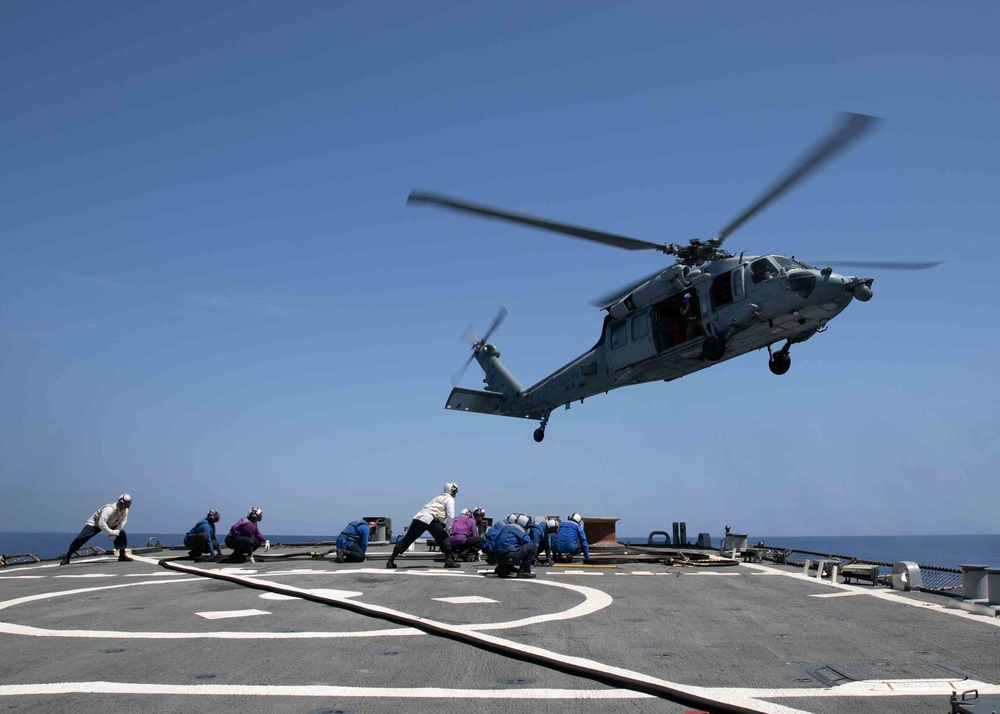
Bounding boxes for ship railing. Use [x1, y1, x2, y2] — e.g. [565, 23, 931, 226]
[767, 547, 963, 592]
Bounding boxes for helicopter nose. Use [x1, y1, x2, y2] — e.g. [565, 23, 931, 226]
[851, 281, 874, 302]
[844, 278, 874, 302]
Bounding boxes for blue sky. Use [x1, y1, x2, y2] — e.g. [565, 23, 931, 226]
[2, 2, 997, 539]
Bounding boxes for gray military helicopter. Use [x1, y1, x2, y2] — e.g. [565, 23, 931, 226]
[409, 113, 940, 442]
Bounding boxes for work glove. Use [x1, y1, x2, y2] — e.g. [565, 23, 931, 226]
[263, 540, 270, 551]
[108, 529, 120, 538]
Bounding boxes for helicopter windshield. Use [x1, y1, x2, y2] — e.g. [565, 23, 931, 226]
[772, 255, 810, 270]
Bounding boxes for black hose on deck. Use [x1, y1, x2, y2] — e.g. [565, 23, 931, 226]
[159, 557, 780, 714]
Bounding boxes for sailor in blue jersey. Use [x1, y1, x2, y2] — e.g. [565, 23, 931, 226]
[481, 518, 505, 565]
[492, 514, 537, 579]
[528, 517, 558, 565]
[336, 519, 375, 562]
[184, 509, 221, 559]
[552, 512, 590, 562]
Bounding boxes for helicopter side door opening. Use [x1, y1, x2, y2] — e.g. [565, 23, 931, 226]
[651, 291, 704, 354]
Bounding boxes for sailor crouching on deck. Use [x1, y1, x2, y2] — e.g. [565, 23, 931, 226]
[336, 519, 376, 562]
[492, 514, 537, 579]
[184, 509, 222, 559]
[449, 508, 484, 561]
[61, 494, 133, 564]
[552, 513, 590, 563]
[224, 507, 269, 564]
[386, 482, 461, 569]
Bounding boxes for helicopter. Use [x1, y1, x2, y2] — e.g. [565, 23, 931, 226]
[408, 113, 941, 442]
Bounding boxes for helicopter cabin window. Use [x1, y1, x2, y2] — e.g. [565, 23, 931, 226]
[750, 257, 779, 285]
[710, 271, 734, 308]
[631, 314, 649, 340]
[610, 320, 628, 349]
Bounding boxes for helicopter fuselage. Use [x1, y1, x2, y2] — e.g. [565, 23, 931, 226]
[444, 255, 873, 429]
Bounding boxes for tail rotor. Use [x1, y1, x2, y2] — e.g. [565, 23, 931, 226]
[450, 306, 507, 387]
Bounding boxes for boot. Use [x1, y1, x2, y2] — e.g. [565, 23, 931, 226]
[335, 548, 346, 564]
[386, 550, 399, 569]
[517, 570, 537, 579]
[443, 551, 461, 569]
[118, 550, 133, 563]
[59, 556, 71, 566]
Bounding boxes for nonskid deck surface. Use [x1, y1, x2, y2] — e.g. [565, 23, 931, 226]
[1, 546, 998, 714]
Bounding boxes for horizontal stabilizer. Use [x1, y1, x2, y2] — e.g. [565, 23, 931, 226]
[444, 388, 544, 420]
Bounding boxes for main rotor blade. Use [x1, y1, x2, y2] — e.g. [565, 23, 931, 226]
[806, 259, 943, 270]
[716, 112, 881, 244]
[589, 266, 669, 308]
[408, 191, 664, 252]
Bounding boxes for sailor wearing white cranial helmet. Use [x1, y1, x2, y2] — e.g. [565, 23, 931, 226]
[553, 512, 590, 562]
[225, 508, 269, 564]
[61, 493, 134, 565]
[493, 513, 537, 579]
[386, 482, 462, 569]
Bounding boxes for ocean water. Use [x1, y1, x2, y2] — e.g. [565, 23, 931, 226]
[0, 532, 337, 562]
[4, 531, 999, 569]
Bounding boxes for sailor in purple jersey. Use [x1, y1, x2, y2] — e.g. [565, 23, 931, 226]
[224, 507, 270, 563]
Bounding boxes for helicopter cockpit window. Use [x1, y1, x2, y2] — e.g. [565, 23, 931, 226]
[750, 258, 778, 285]
[610, 321, 628, 349]
[771, 255, 807, 271]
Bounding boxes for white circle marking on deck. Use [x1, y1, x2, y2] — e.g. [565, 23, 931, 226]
[0, 568, 611, 639]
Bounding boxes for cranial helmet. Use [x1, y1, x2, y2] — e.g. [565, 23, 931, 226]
[118, 493, 132, 507]
[460, 508, 472, 517]
[367, 520, 378, 530]
[568, 512, 583, 525]
[207, 509, 220, 523]
[507, 513, 518, 524]
[516, 514, 532, 528]
[248, 507, 263, 522]
[444, 482, 459, 496]
[546, 518, 559, 531]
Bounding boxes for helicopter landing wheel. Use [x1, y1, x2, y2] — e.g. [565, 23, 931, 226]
[702, 334, 726, 362]
[768, 353, 791, 375]
[533, 428, 545, 443]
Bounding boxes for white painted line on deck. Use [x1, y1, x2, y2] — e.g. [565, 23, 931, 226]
[0, 682, 653, 700]
[741, 562, 1000, 628]
[124, 572, 178, 577]
[433, 596, 498, 604]
[53, 574, 117, 579]
[0, 576, 46, 580]
[809, 591, 865, 598]
[196, 609, 271, 620]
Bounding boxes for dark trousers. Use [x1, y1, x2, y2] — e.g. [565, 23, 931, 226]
[184, 533, 216, 557]
[65, 525, 126, 557]
[450, 535, 483, 555]
[340, 541, 366, 562]
[393, 519, 452, 556]
[496, 542, 537, 573]
[225, 535, 261, 557]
